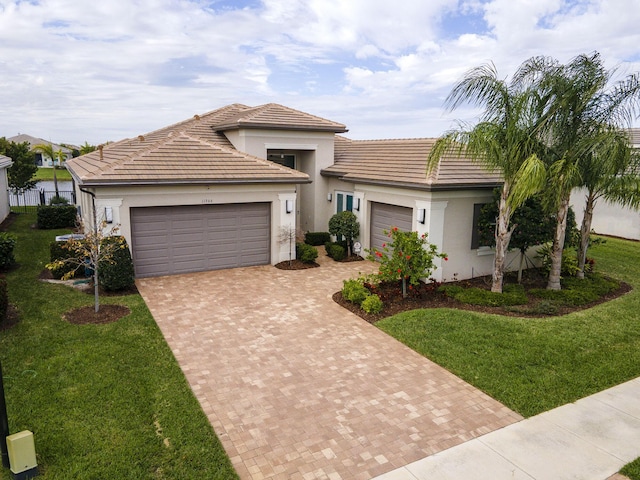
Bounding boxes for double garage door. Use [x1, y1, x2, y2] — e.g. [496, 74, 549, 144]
[131, 203, 270, 278]
[370, 202, 413, 254]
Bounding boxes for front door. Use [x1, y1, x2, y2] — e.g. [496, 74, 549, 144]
[336, 192, 353, 213]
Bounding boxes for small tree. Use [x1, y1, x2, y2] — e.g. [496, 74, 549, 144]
[368, 228, 446, 298]
[32, 143, 65, 197]
[0, 139, 37, 200]
[279, 225, 299, 265]
[46, 221, 126, 313]
[328, 211, 360, 256]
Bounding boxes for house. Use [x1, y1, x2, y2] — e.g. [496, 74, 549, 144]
[571, 128, 640, 241]
[6, 134, 73, 167]
[66, 103, 521, 280]
[0, 154, 13, 222]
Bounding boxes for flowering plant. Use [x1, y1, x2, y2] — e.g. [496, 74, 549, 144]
[368, 227, 447, 298]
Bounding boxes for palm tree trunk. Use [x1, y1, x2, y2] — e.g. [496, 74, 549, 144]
[577, 193, 595, 279]
[53, 166, 59, 198]
[547, 195, 570, 290]
[492, 189, 513, 293]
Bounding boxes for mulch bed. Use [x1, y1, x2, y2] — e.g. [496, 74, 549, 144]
[63, 304, 131, 325]
[275, 260, 319, 270]
[334, 273, 632, 324]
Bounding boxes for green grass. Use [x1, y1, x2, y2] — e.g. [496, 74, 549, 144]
[622, 457, 640, 479]
[377, 236, 640, 418]
[33, 167, 72, 182]
[0, 213, 238, 479]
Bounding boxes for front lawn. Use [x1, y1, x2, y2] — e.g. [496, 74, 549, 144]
[0, 213, 238, 479]
[622, 458, 640, 480]
[376, 236, 640, 418]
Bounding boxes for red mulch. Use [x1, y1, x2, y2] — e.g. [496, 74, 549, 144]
[334, 273, 632, 324]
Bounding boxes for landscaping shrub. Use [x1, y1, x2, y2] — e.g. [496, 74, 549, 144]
[0, 276, 7, 324]
[304, 231, 330, 246]
[49, 240, 79, 279]
[342, 279, 370, 305]
[296, 242, 318, 264]
[451, 284, 527, 307]
[438, 284, 464, 297]
[537, 244, 580, 277]
[326, 242, 346, 261]
[98, 236, 135, 291]
[530, 273, 619, 307]
[0, 233, 17, 270]
[49, 195, 69, 205]
[328, 211, 359, 255]
[368, 228, 446, 298]
[37, 205, 77, 229]
[361, 294, 383, 314]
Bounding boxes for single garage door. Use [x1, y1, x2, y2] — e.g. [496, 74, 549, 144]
[370, 202, 413, 254]
[131, 203, 270, 278]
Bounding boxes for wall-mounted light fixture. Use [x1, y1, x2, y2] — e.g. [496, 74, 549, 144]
[327, 193, 332, 202]
[285, 199, 294, 214]
[105, 206, 113, 224]
[417, 208, 426, 224]
[354, 198, 361, 211]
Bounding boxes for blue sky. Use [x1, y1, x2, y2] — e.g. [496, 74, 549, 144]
[1, 0, 640, 145]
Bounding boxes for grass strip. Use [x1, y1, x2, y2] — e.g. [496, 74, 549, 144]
[0, 212, 238, 479]
[33, 168, 73, 182]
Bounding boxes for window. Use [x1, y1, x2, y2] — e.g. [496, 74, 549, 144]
[267, 152, 295, 169]
[336, 192, 353, 213]
[471, 203, 493, 250]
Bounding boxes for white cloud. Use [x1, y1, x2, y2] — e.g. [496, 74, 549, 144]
[1, 0, 640, 144]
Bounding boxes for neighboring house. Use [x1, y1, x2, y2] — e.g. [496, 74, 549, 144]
[0, 154, 13, 222]
[6, 134, 72, 167]
[67, 103, 522, 280]
[571, 128, 640, 241]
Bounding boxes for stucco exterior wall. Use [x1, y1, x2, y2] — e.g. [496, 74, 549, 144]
[75, 183, 299, 265]
[571, 187, 640, 241]
[0, 165, 11, 222]
[224, 129, 336, 232]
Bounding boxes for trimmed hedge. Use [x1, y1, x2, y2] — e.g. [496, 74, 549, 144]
[304, 232, 331, 246]
[296, 242, 318, 264]
[49, 241, 79, 279]
[0, 233, 17, 270]
[99, 236, 135, 291]
[37, 205, 77, 229]
[325, 241, 346, 261]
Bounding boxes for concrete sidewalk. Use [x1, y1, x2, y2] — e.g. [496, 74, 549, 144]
[373, 377, 640, 480]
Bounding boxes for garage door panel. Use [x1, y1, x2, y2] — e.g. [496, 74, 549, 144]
[370, 202, 413, 255]
[131, 203, 270, 278]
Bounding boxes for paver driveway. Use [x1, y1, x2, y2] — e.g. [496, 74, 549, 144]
[137, 253, 522, 479]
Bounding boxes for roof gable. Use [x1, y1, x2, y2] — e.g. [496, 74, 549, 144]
[213, 103, 348, 133]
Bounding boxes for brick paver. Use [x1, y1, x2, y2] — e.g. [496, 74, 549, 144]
[137, 252, 522, 479]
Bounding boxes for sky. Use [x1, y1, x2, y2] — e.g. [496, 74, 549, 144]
[1, 0, 640, 146]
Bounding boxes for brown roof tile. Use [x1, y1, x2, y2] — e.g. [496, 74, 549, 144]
[67, 104, 311, 186]
[213, 103, 348, 132]
[324, 136, 502, 190]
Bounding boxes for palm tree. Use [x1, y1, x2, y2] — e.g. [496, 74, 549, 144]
[427, 63, 546, 293]
[576, 128, 640, 278]
[79, 142, 97, 155]
[32, 142, 64, 198]
[515, 52, 640, 289]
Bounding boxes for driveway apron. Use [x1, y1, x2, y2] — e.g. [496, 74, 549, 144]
[137, 254, 522, 479]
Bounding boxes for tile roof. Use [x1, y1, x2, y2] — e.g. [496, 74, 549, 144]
[323, 136, 502, 190]
[629, 128, 640, 146]
[7, 134, 72, 154]
[67, 104, 312, 186]
[213, 103, 348, 133]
